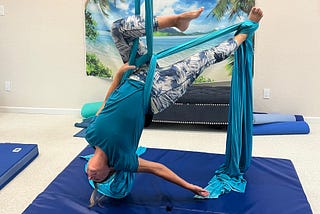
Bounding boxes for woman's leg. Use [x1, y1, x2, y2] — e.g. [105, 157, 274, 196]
[111, 7, 205, 63]
[150, 7, 263, 114]
[157, 7, 204, 32]
[150, 38, 238, 114]
[111, 16, 156, 63]
[137, 157, 209, 197]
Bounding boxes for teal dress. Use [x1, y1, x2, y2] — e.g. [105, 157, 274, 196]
[85, 79, 145, 172]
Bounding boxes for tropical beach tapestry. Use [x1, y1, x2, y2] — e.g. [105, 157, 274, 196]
[85, 0, 255, 84]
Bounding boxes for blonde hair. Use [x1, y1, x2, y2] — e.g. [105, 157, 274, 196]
[89, 182, 106, 208]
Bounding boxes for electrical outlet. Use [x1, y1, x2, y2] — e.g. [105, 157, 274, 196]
[263, 88, 270, 99]
[5, 81, 11, 92]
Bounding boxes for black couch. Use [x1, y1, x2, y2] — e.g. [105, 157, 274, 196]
[152, 85, 231, 125]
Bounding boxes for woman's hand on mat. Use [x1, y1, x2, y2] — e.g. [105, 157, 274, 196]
[118, 63, 136, 74]
[191, 184, 209, 197]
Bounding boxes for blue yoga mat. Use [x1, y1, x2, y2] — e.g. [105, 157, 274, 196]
[74, 117, 95, 128]
[0, 143, 39, 189]
[73, 128, 87, 138]
[253, 121, 310, 135]
[23, 146, 312, 214]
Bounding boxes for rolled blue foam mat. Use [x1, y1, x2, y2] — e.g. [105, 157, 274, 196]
[253, 121, 310, 135]
[80, 101, 103, 118]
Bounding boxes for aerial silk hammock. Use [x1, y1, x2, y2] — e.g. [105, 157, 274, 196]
[83, 0, 259, 199]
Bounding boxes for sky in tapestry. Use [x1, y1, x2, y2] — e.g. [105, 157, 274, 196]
[85, 0, 249, 82]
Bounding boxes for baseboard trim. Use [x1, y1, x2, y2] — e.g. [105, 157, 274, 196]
[0, 106, 81, 115]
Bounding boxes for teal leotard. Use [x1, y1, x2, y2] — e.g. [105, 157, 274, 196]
[85, 79, 145, 172]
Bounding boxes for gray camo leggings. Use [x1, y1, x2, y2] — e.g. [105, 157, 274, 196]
[111, 15, 237, 114]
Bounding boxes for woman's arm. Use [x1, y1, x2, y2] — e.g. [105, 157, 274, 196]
[96, 63, 136, 115]
[137, 157, 209, 197]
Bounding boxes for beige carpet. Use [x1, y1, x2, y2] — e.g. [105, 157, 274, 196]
[0, 112, 319, 214]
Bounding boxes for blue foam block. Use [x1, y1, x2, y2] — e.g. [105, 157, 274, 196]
[253, 113, 297, 124]
[0, 143, 39, 189]
[24, 147, 312, 214]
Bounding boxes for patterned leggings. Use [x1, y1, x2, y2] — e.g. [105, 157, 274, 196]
[111, 16, 238, 114]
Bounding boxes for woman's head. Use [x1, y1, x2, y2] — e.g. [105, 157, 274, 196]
[87, 147, 114, 182]
[87, 160, 114, 182]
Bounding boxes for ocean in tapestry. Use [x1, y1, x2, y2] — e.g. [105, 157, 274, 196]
[85, 0, 254, 85]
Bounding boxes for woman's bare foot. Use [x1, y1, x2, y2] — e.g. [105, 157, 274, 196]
[176, 7, 204, 32]
[234, 7, 263, 45]
[248, 7, 263, 23]
[157, 7, 204, 31]
[190, 184, 209, 197]
[87, 147, 114, 182]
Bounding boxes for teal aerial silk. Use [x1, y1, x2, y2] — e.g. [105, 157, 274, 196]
[196, 23, 257, 199]
[85, 0, 259, 199]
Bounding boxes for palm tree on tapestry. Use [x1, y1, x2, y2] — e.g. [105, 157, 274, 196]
[85, 0, 127, 78]
[208, 0, 255, 20]
[208, 0, 255, 76]
[94, 0, 126, 17]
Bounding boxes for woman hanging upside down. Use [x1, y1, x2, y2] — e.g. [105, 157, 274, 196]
[85, 5, 263, 200]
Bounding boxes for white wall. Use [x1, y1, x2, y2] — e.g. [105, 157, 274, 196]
[0, 0, 319, 117]
[0, 0, 108, 113]
[254, 0, 320, 117]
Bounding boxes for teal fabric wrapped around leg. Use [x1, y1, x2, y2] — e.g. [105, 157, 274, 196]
[196, 21, 258, 199]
